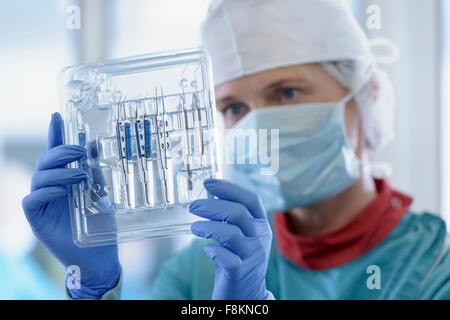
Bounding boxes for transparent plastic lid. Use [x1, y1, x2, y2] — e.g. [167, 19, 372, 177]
[58, 48, 220, 247]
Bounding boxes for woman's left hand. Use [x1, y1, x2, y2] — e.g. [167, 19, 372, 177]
[189, 178, 273, 300]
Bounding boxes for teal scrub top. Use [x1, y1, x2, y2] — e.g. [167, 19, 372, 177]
[143, 212, 450, 300]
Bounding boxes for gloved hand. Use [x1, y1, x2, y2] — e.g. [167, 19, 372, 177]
[189, 178, 273, 300]
[22, 113, 120, 299]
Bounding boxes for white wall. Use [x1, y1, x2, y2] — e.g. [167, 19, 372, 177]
[440, 0, 450, 225]
[353, 0, 442, 216]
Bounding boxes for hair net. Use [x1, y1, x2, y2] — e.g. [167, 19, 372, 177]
[201, 0, 395, 151]
[322, 61, 395, 151]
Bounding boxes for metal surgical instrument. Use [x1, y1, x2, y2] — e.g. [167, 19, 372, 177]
[191, 82, 205, 156]
[155, 87, 174, 204]
[135, 98, 155, 206]
[179, 81, 194, 191]
[116, 100, 135, 207]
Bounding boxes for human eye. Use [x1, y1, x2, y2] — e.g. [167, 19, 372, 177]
[221, 102, 249, 122]
[276, 87, 304, 104]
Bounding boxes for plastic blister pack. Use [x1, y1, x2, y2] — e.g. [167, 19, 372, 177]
[58, 49, 220, 246]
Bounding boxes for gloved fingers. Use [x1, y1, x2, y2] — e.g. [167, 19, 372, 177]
[203, 178, 266, 219]
[204, 244, 241, 278]
[191, 220, 250, 258]
[207, 190, 215, 200]
[31, 168, 87, 191]
[48, 112, 64, 149]
[36, 145, 86, 171]
[189, 198, 264, 237]
[22, 186, 68, 214]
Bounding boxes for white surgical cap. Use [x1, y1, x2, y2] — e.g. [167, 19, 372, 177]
[201, 0, 395, 151]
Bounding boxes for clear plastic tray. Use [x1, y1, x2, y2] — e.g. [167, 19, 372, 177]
[58, 48, 220, 247]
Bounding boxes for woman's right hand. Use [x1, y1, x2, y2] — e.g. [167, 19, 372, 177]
[22, 113, 121, 299]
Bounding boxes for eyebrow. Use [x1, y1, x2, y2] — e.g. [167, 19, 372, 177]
[216, 76, 309, 105]
[216, 96, 239, 106]
[262, 78, 309, 93]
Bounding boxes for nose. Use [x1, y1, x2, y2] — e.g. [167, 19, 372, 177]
[247, 98, 274, 111]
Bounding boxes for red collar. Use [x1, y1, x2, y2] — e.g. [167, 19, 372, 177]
[274, 179, 412, 270]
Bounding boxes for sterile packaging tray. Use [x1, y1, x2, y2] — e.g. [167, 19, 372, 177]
[58, 48, 220, 247]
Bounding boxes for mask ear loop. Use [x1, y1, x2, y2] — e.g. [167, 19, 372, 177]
[340, 90, 357, 107]
[338, 69, 374, 177]
[340, 65, 373, 107]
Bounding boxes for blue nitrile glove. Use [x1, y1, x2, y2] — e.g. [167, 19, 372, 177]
[189, 178, 273, 300]
[22, 113, 120, 299]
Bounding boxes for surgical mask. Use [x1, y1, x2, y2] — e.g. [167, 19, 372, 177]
[223, 92, 362, 212]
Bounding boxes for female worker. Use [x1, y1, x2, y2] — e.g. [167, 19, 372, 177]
[22, 0, 450, 299]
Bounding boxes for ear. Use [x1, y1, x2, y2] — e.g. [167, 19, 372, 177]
[344, 99, 364, 157]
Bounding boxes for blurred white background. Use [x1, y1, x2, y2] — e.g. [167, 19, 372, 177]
[0, 0, 448, 298]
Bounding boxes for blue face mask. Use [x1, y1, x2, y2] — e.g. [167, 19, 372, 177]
[222, 92, 362, 212]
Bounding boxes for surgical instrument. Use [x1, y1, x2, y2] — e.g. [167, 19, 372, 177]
[76, 111, 91, 213]
[135, 98, 155, 206]
[179, 80, 194, 191]
[191, 80, 205, 156]
[116, 100, 135, 208]
[77, 114, 114, 213]
[155, 86, 174, 204]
